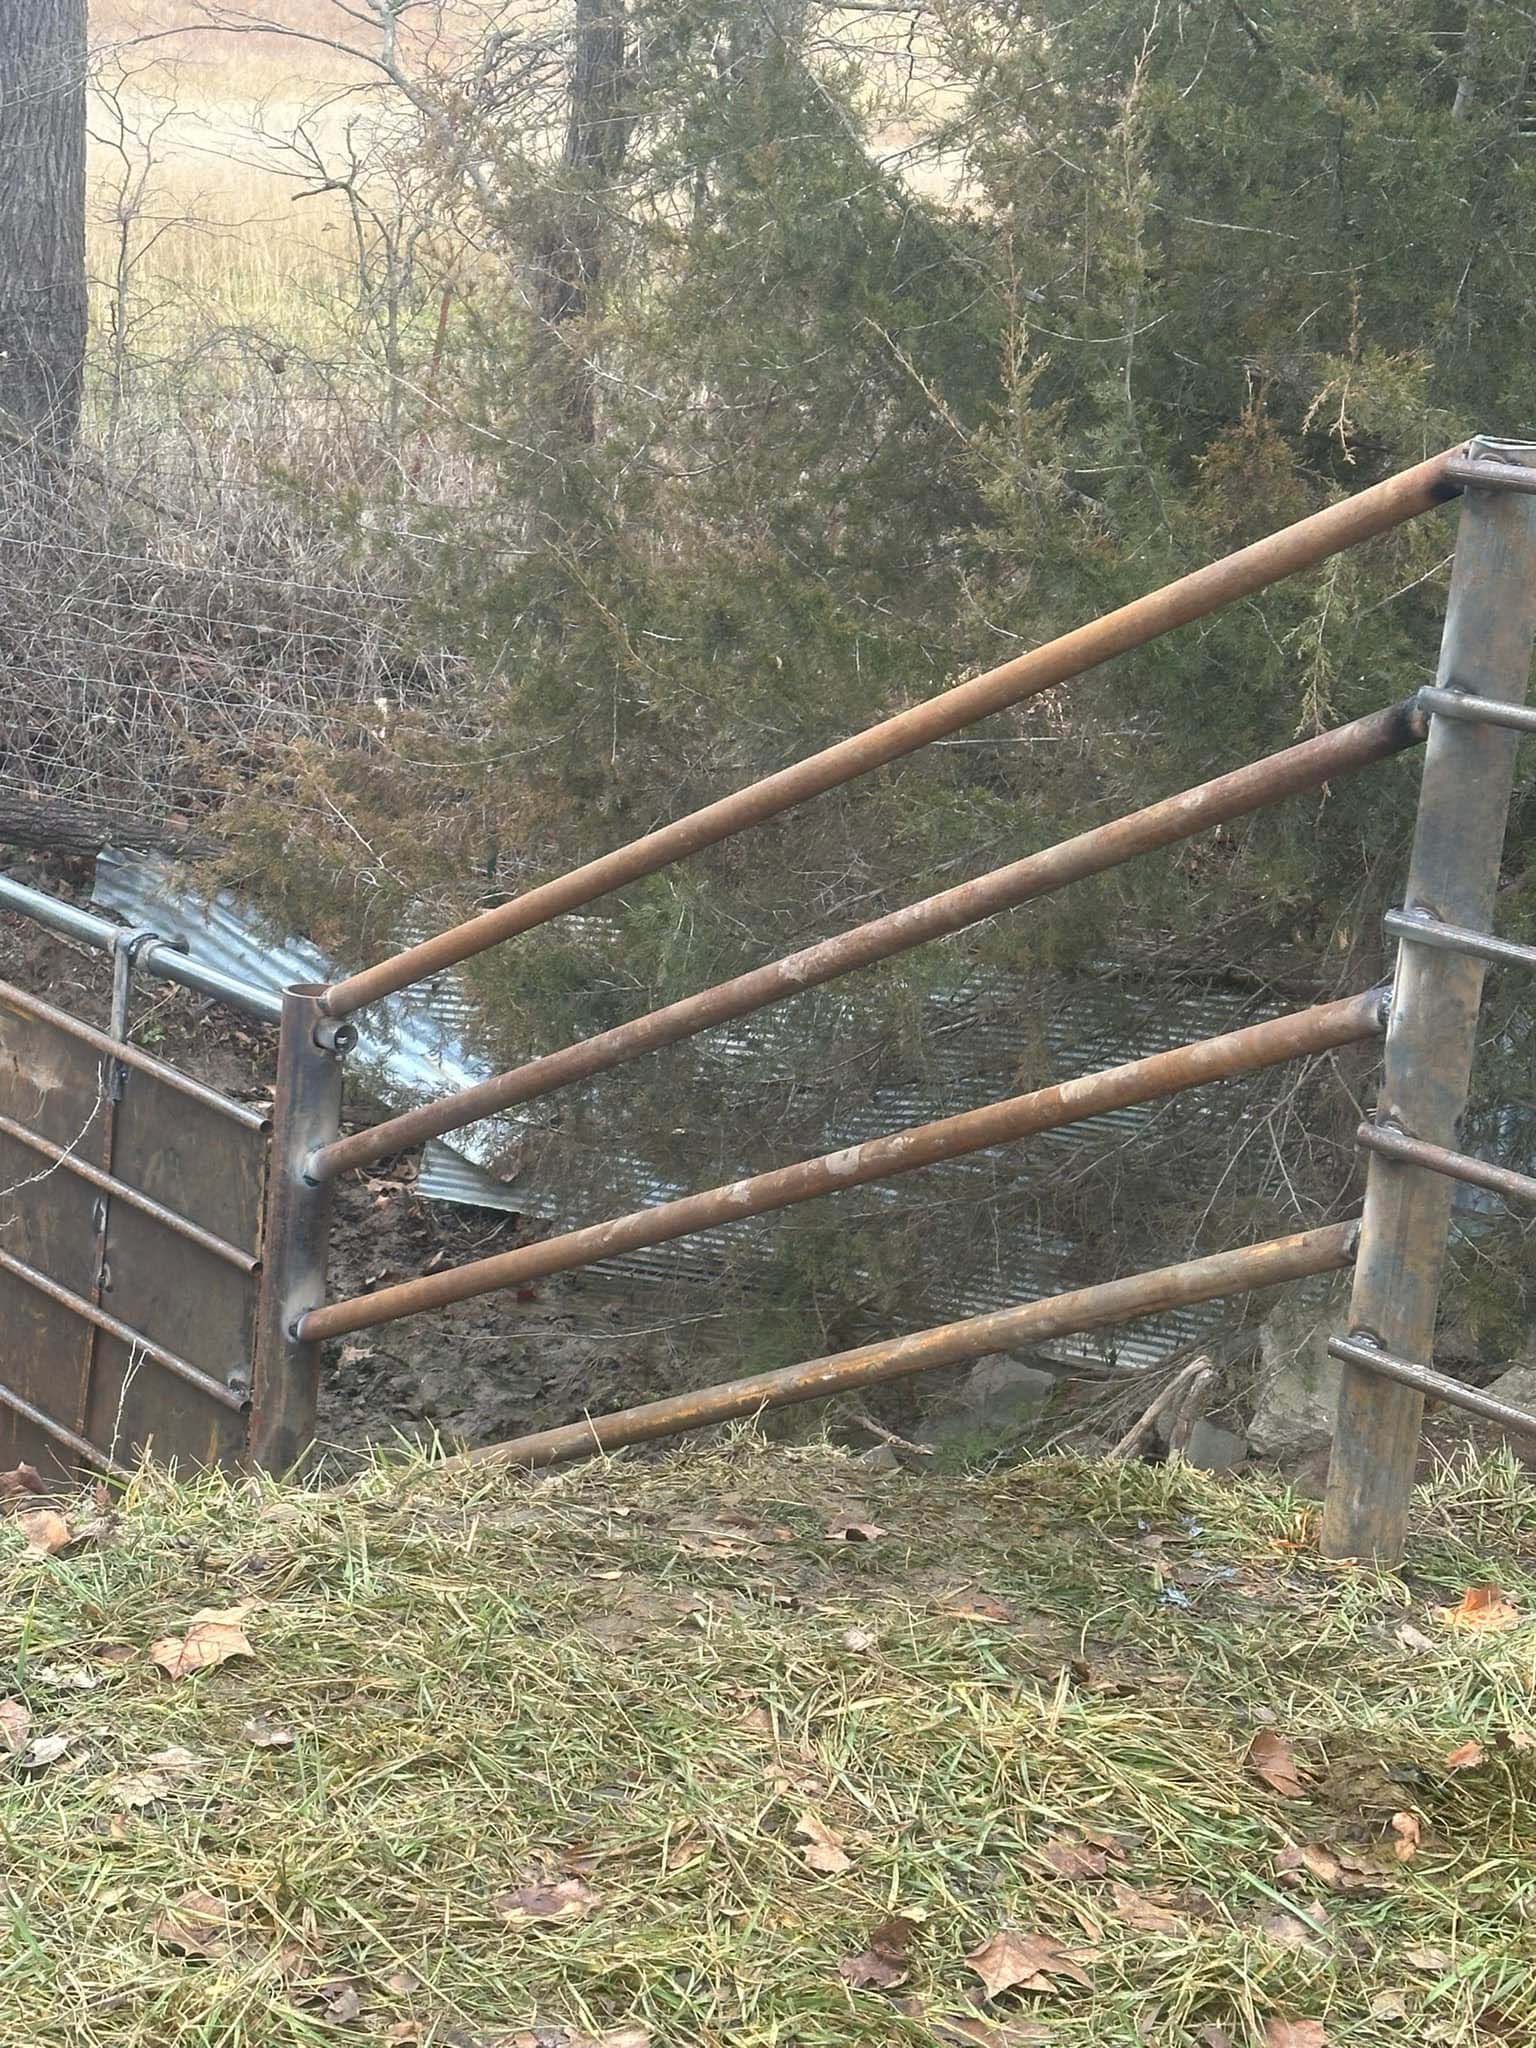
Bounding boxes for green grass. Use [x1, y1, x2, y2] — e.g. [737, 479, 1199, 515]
[2, 1438, 1534, 2045]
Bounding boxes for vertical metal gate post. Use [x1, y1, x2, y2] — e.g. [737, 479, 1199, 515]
[1322, 438, 1536, 1562]
[248, 986, 349, 1471]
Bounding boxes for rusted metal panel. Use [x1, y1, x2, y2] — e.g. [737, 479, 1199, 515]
[321, 450, 1465, 1018]
[0, 999, 107, 1472]
[313, 700, 1425, 1182]
[455, 1222, 1359, 1472]
[304, 991, 1385, 1342]
[0, 974, 267, 1478]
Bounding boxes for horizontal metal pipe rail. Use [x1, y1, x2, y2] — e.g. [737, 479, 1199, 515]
[1418, 685, 1536, 736]
[320, 449, 1465, 1019]
[0, 872, 282, 1023]
[0, 1109, 260, 1271]
[0, 977, 269, 1128]
[1384, 908, 1536, 973]
[1357, 1121, 1536, 1206]
[1328, 1334, 1536, 1438]
[0, 1245, 248, 1412]
[301, 990, 1386, 1342]
[453, 1221, 1359, 1471]
[310, 701, 1424, 1184]
[0, 1377, 131, 1476]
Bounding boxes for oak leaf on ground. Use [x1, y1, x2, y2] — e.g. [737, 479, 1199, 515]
[148, 1606, 254, 1680]
[965, 1930, 1093, 1999]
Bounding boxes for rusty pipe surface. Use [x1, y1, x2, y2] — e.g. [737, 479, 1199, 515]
[0, 1377, 131, 1477]
[320, 451, 1464, 1019]
[301, 990, 1384, 1342]
[1356, 1121, 1536, 1206]
[0, 1109, 260, 1271]
[311, 702, 1423, 1182]
[453, 1222, 1359, 1472]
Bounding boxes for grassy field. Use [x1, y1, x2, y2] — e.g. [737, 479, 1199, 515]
[3, 1436, 1534, 2046]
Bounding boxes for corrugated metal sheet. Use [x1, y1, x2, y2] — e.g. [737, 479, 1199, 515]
[92, 853, 1293, 1370]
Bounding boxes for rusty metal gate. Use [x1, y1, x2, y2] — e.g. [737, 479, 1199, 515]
[0, 974, 266, 1479]
[3, 433, 1535, 1566]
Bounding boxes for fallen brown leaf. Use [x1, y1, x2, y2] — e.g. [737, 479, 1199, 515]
[17, 1731, 74, 1774]
[919, 2010, 1053, 2046]
[794, 1809, 853, 1875]
[16, 1507, 73, 1556]
[1276, 1841, 1388, 1895]
[1404, 1944, 1452, 1973]
[1439, 1587, 1521, 1632]
[1042, 1836, 1108, 1881]
[842, 1626, 878, 1653]
[493, 1877, 601, 1926]
[965, 1929, 1093, 1999]
[1246, 1729, 1307, 1799]
[0, 1699, 31, 1754]
[1444, 1738, 1487, 1771]
[838, 1914, 920, 1990]
[1369, 1989, 1410, 2022]
[149, 1889, 233, 1957]
[1263, 2022, 1327, 2048]
[242, 1716, 295, 1750]
[148, 1606, 254, 1680]
[942, 1590, 1014, 1624]
[825, 1515, 886, 1543]
[1391, 1811, 1422, 1861]
[111, 1770, 178, 1810]
[0, 1463, 44, 1507]
[1108, 1882, 1183, 1934]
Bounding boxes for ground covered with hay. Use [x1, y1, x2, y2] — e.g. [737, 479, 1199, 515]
[2, 1439, 1534, 2047]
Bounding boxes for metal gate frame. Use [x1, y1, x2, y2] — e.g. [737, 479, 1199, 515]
[0, 903, 283, 1479]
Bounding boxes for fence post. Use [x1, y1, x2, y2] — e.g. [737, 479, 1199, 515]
[1321, 437, 1536, 1562]
[248, 986, 349, 1471]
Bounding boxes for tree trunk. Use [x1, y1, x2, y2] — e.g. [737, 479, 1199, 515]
[531, 0, 630, 442]
[0, 799, 217, 861]
[0, 0, 88, 449]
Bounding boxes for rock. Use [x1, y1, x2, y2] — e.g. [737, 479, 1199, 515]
[1247, 1274, 1351, 1458]
[1180, 1419, 1248, 1473]
[1486, 1356, 1536, 1452]
[916, 1355, 1058, 1454]
[960, 1355, 1057, 1418]
[850, 1444, 901, 1474]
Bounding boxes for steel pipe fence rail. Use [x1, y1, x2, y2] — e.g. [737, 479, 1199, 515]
[0, 977, 269, 1128]
[0, 1245, 248, 1413]
[299, 991, 1387, 1342]
[452, 1223, 1361, 1472]
[308, 702, 1425, 1184]
[1418, 685, 1536, 736]
[0, 871, 282, 1024]
[0, 1377, 131, 1476]
[0, 1109, 261, 1272]
[1383, 908, 1536, 975]
[318, 447, 1467, 1019]
[1328, 1335, 1536, 1440]
[1356, 1121, 1536, 1207]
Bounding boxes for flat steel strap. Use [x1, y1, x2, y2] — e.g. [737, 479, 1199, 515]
[1328, 1335, 1536, 1438]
